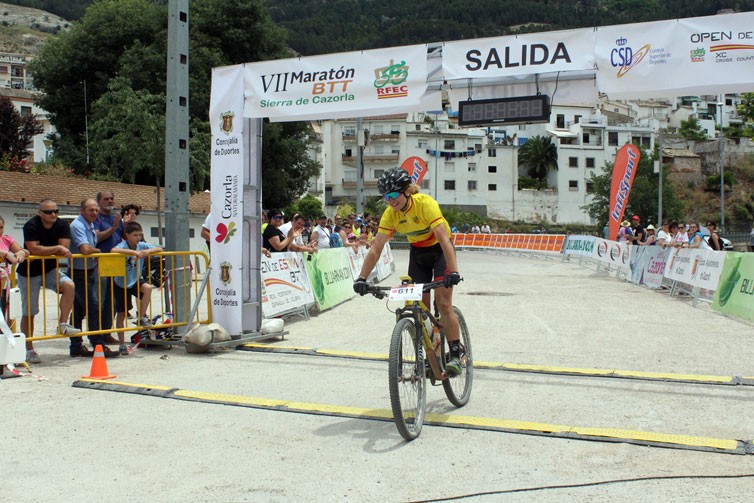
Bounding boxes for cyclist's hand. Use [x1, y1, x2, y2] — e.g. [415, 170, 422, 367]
[353, 277, 369, 296]
[444, 271, 461, 288]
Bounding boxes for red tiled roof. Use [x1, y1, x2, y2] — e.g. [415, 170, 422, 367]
[0, 171, 210, 213]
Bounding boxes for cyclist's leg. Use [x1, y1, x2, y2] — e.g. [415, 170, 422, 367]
[432, 248, 459, 343]
[408, 245, 434, 309]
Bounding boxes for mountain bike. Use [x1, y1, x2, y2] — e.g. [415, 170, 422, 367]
[365, 277, 473, 440]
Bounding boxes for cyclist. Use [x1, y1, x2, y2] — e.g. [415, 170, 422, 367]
[353, 167, 463, 376]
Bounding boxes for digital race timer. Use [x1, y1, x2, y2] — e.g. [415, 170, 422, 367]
[458, 95, 551, 126]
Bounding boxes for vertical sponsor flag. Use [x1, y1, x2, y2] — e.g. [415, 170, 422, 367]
[400, 156, 428, 186]
[608, 144, 641, 241]
[209, 65, 245, 335]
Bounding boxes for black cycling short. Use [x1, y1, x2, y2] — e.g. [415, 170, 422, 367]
[408, 243, 448, 284]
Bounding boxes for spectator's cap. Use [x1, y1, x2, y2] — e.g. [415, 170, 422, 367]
[355, 217, 362, 222]
[268, 209, 284, 219]
[621, 220, 631, 227]
[646, 224, 656, 231]
[631, 215, 640, 221]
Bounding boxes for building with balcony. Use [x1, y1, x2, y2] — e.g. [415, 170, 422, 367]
[0, 53, 35, 91]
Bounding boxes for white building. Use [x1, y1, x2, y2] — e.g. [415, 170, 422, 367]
[313, 100, 661, 225]
[0, 87, 55, 164]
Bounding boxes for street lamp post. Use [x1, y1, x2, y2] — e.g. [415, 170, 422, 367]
[718, 95, 725, 232]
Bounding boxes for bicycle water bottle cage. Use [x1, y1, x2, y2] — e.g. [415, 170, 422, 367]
[400, 275, 413, 285]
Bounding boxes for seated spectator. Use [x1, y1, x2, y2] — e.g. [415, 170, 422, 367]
[111, 222, 163, 355]
[471, 224, 481, 233]
[481, 223, 491, 233]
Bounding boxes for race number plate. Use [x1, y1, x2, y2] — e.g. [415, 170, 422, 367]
[389, 284, 423, 301]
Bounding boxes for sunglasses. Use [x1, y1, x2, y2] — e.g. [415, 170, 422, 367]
[41, 209, 60, 215]
[272, 215, 283, 220]
[383, 191, 401, 201]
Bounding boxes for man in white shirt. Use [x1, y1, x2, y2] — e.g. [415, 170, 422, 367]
[279, 213, 317, 254]
[310, 215, 331, 249]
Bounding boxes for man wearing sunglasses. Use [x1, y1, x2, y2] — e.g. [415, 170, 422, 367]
[17, 199, 82, 363]
[352, 167, 463, 376]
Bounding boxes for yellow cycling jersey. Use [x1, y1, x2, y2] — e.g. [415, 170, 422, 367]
[378, 192, 450, 247]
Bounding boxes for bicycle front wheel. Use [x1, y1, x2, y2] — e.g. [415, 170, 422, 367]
[388, 317, 426, 441]
[443, 306, 473, 407]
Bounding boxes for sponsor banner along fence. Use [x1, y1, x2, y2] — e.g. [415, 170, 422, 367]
[713, 253, 754, 322]
[662, 248, 726, 291]
[450, 233, 565, 254]
[564, 235, 630, 274]
[261, 252, 315, 318]
[261, 243, 395, 316]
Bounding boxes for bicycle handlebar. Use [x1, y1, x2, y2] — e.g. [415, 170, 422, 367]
[364, 279, 457, 299]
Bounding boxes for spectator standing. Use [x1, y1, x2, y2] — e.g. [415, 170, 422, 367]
[0, 216, 28, 327]
[656, 221, 672, 248]
[71, 198, 118, 357]
[471, 224, 480, 233]
[618, 220, 632, 242]
[112, 222, 163, 355]
[17, 199, 82, 362]
[279, 214, 317, 254]
[673, 222, 689, 247]
[94, 190, 121, 346]
[310, 215, 331, 249]
[628, 215, 645, 246]
[450, 224, 458, 233]
[640, 225, 657, 245]
[481, 223, 491, 233]
[201, 214, 211, 250]
[686, 222, 710, 249]
[263, 209, 300, 252]
[460, 222, 470, 233]
[706, 221, 724, 251]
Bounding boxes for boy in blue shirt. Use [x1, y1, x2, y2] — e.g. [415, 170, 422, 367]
[111, 222, 163, 354]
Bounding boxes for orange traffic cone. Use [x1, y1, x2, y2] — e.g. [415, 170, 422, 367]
[82, 344, 116, 380]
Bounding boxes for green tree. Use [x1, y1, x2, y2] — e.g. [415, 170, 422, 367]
[30, 0, 319, 207]
[0, 95, 43, 161]
[582, 146, 683, 228]
[287, 193, 324, 220]
[518, 135, 558, 180]
[678, 116, 707, 141]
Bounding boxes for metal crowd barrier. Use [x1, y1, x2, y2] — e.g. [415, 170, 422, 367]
[5, 251, 210, 344]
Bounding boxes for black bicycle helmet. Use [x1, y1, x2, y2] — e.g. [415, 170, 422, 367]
[377, 167, 411, 195]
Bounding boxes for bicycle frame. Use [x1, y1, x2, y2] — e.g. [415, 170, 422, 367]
[371, 278, 449, 381]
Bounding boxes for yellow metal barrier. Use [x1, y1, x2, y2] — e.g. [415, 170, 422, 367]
[7, 251, 210, 344]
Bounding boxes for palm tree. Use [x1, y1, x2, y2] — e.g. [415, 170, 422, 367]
[518, 135, 558, 180]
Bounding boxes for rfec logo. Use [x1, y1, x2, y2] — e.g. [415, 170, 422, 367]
[373, 59, 409, 99]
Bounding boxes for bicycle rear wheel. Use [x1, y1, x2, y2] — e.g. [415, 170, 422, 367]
[442, 306, 473, 407]
[388, 317, 426, 441]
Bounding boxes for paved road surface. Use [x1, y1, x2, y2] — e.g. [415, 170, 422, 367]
[5, 249, 754, 502]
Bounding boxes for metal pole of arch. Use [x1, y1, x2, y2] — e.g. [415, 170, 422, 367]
[164, 0, 190, 332]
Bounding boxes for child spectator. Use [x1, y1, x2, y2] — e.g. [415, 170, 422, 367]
[111, 222, 163, 355]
